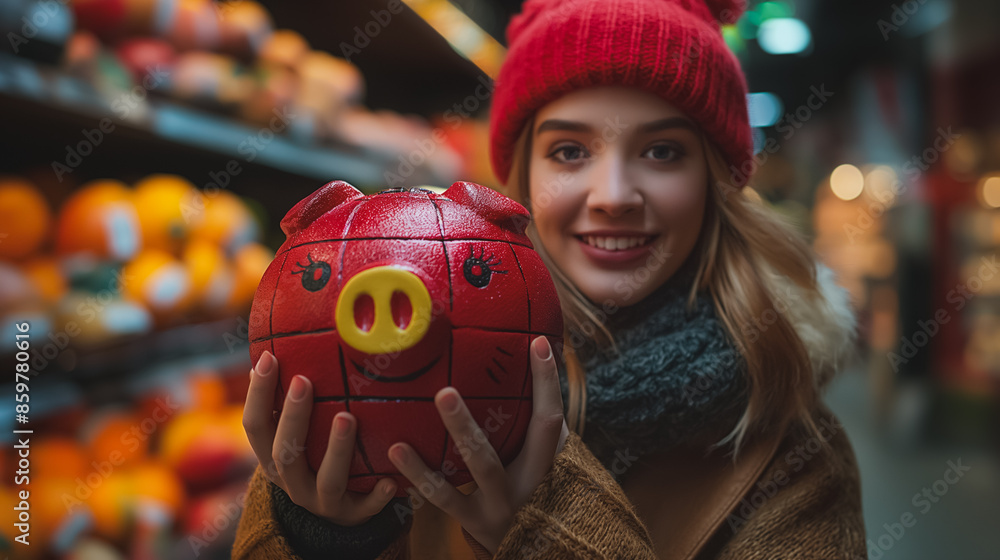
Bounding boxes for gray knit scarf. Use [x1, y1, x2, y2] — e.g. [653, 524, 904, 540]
[559, 255, 749, 476]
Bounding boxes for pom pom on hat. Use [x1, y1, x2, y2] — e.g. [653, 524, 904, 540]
[703, 0, 749, 25]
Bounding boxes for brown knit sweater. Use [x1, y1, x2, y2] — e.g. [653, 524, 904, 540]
[232, 404, 865, 560]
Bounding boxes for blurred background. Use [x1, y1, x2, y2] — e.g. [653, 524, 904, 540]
[0, 0, 997, 558]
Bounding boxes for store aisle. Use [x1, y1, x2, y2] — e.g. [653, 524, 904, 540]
[824, 368, 1000, 560]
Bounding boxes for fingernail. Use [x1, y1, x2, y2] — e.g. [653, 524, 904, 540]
[389, 444, 407, 463]
[439, 389, 460, 413]
[533, 337, 552, 361]
[256, 351, 275, 377]
[289, 375, 309, 402]
[333, 414, 350, 437]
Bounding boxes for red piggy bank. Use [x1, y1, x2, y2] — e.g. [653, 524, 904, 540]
[248, 180, 562, 496]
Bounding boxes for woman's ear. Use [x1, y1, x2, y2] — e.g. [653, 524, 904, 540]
[280, 180, 365, 237]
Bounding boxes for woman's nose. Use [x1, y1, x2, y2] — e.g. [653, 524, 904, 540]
[585, 153, 643, 217]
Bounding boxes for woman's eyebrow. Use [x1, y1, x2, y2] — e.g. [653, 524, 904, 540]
[535, 119, 592, 134]
[636, 117, 698, 135]
[535, 116, 697, 136]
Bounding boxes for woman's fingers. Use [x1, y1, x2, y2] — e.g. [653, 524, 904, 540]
[273, 375, 318, 506]
[508, 336, 565, 488]
[433, 387, 509, 507]
[388, 442, 466, 518]
[316, 412, 357, 499]
[345, 477, 398, 522]
[243, 351, 281, 484]
[315, 411, 398, 524]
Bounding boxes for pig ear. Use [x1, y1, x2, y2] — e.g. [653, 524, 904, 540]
[281, 180, 364, 237]
[442, 181, 531, 235]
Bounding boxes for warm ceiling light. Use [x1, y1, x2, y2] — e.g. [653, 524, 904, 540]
[830, 164, 864, 201]
[981, 174, 1000, 209]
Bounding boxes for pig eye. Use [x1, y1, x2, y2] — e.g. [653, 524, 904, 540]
[291, 252, 331, 292]
[463, 245, 508, 288]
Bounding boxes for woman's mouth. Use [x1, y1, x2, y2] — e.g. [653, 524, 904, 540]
[573, 234, 659, 266]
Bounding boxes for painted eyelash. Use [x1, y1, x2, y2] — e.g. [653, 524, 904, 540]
[290, 252, 332, 292]
[467, 245, 508, 274]
[290, 252, 320, 272]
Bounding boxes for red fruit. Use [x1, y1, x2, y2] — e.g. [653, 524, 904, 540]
[115, 38, 176, 84]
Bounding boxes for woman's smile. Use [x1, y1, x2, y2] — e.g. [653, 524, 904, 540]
[572, 232, 660, 268]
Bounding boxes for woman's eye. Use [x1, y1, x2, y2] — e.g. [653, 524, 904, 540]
[550, 145, 588, 163]
[643, 144, 683, 162]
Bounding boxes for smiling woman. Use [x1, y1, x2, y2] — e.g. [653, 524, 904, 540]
[233, 0, 866, 558]
[525, 86, 709, 307]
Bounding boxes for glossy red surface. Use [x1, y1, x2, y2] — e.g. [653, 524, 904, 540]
[249, 181, 563, 495]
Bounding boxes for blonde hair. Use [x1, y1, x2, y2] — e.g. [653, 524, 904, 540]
[503, 116, 826, 455]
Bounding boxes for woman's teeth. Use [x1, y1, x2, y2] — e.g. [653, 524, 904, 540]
[583, 236, 651, 251]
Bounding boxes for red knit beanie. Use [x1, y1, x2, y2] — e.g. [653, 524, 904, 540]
[489, 0, 753, 188]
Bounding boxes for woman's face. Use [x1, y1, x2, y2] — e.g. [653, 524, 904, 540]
[528, 86, 708, 308]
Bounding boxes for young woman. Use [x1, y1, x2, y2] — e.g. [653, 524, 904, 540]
[234, 0, 867, 558]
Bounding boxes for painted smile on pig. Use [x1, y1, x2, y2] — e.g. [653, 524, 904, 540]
[350, 355, 442, 383]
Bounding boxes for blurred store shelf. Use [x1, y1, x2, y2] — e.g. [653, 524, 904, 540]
[0, 317, 251, 423]
[0, 53, 399, 186]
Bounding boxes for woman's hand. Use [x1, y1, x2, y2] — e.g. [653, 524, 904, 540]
[387, 336, 570, 554]
[242, 351, 397, 526]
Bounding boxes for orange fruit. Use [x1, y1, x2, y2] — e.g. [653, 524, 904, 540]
[129, 461, 185, 515]
[182, 239, 234, 315]
[34, 437, 91, 480]
[0, 177, 51, 260]
[227, 242, 274, 313]
[55, 179, 141, 261]
[190, 190, 259, 254]
[20, 255, 68, 304]
[83, 410, 149, 469]
[121, 248, 193, 319]
[34, 476, 93, 550]
[132, 174, 201, 255]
